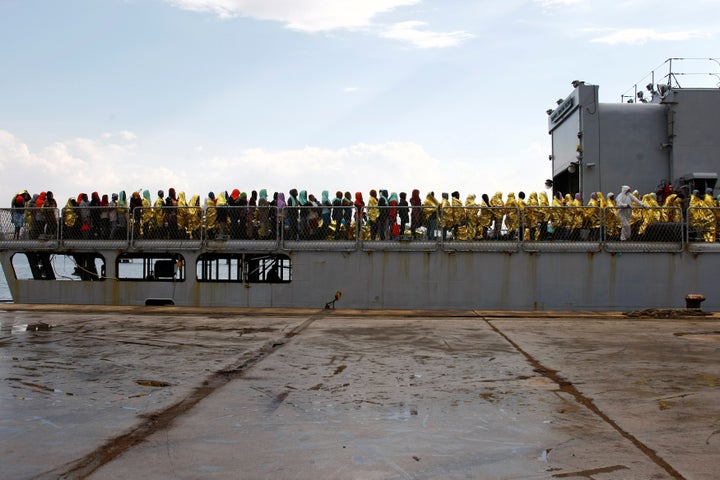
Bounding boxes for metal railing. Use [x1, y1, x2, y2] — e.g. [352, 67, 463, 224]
[1, 205, 718, 252]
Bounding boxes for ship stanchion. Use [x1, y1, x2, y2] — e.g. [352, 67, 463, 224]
[325, 291, 342, 309]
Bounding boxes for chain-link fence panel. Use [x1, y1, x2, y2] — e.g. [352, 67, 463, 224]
[0, 207, 59, 248]
[604, 206, 684, 252]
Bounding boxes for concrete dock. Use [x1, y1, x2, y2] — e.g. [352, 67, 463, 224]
[1, 306, 719, 479]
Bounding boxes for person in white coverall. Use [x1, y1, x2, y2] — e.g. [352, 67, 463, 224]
[615, 185, 644, 241]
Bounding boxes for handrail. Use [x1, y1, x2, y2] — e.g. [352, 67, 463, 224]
[0, 206, 717, 252]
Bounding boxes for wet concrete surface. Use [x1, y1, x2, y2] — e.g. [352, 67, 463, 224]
[1, 307, 719, 479]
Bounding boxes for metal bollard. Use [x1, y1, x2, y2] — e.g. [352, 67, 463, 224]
[685, 294, 705, 309]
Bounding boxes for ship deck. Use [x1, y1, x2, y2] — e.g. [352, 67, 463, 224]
[2, 305, 719, 479]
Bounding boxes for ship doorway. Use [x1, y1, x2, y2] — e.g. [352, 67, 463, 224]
[553, 170, 580, 199]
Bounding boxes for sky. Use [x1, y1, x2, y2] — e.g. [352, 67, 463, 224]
[1, 0, 719, 205]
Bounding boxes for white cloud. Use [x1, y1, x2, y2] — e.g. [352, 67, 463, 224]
[0, 131, 142, 200]
[167, 0, 420, 31]
[343, 86, 359, 92]
[534, 0, 582, 6]
[380, 21, 474, 48]
[119, 130, 137, 141]
[166, 0, 471, 48]
[590, 28, 710, 45]
[2, 130, 547, 206]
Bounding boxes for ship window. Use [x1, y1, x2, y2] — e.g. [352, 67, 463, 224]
[117, 253, 186, 281]
[11, 253, 105, 281]
[196, 253, 291, 283]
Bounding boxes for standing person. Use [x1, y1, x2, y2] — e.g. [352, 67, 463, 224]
[367, 190, 379, 240]
[398, 192, 409, 237]
[99, 194, 110, 239]
[342, 192, 354, 239]
[129, 192, 143, 239]
[152, 190, 165, 239]
[115, 191, 128, 240]
[247, 190, 258, 239]
[287, 189, 300, 240]
[388, 192, 399, 239]
[256, 189, 272, 239]
[377, 190, 389, 240]
[354, 192, 366, 237]
[11, 192, 26, 239]
[205, 192, 218, 239]
[464, 193, 480, 240]
[108, 193, 119, 239]
[165, 188, 179, 239]
[237, 192, 249, 240]
[440, 192, 451, 240]
[524, 192, 540, 240]
[478, 194, 494, 240]
[297, 190, 309, 240]
[176, 191, 188, 238]
[331, 191, 344, 239]
[269, 192, 279, 240]
[215, 191, 229, 238]
[490, 192, 505, 239]
[616, 185, 644, 241]
[503, 192, 519, 240]
[141, 190, 154, 238]
[320, 190, 332, 239]
[187, 194, 203, 239]
[538, 191, 550, 240]
[410, 189, 422, 238]
[79, 193, 91, 239]
[32, 192, 47, 239]
[585, 192, 601, 241]
[450, 191, 464, 240]
[63, 197, 80, 239]
[422, 191, 440, 240]
[276, 192, 286, 239]
[227, 189, 241, 239]
[43, 191, 58, 238]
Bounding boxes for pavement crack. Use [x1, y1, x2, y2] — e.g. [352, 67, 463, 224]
[485, 319, 686, 480]
[40, 313, 324, 480]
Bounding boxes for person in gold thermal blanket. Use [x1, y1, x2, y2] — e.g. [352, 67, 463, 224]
[422, 191, 440, 240]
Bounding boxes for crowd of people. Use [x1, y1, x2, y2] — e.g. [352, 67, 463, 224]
[7, 185, 720, 242]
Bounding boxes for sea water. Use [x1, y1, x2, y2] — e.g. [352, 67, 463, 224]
[0, 263, 11, 302]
